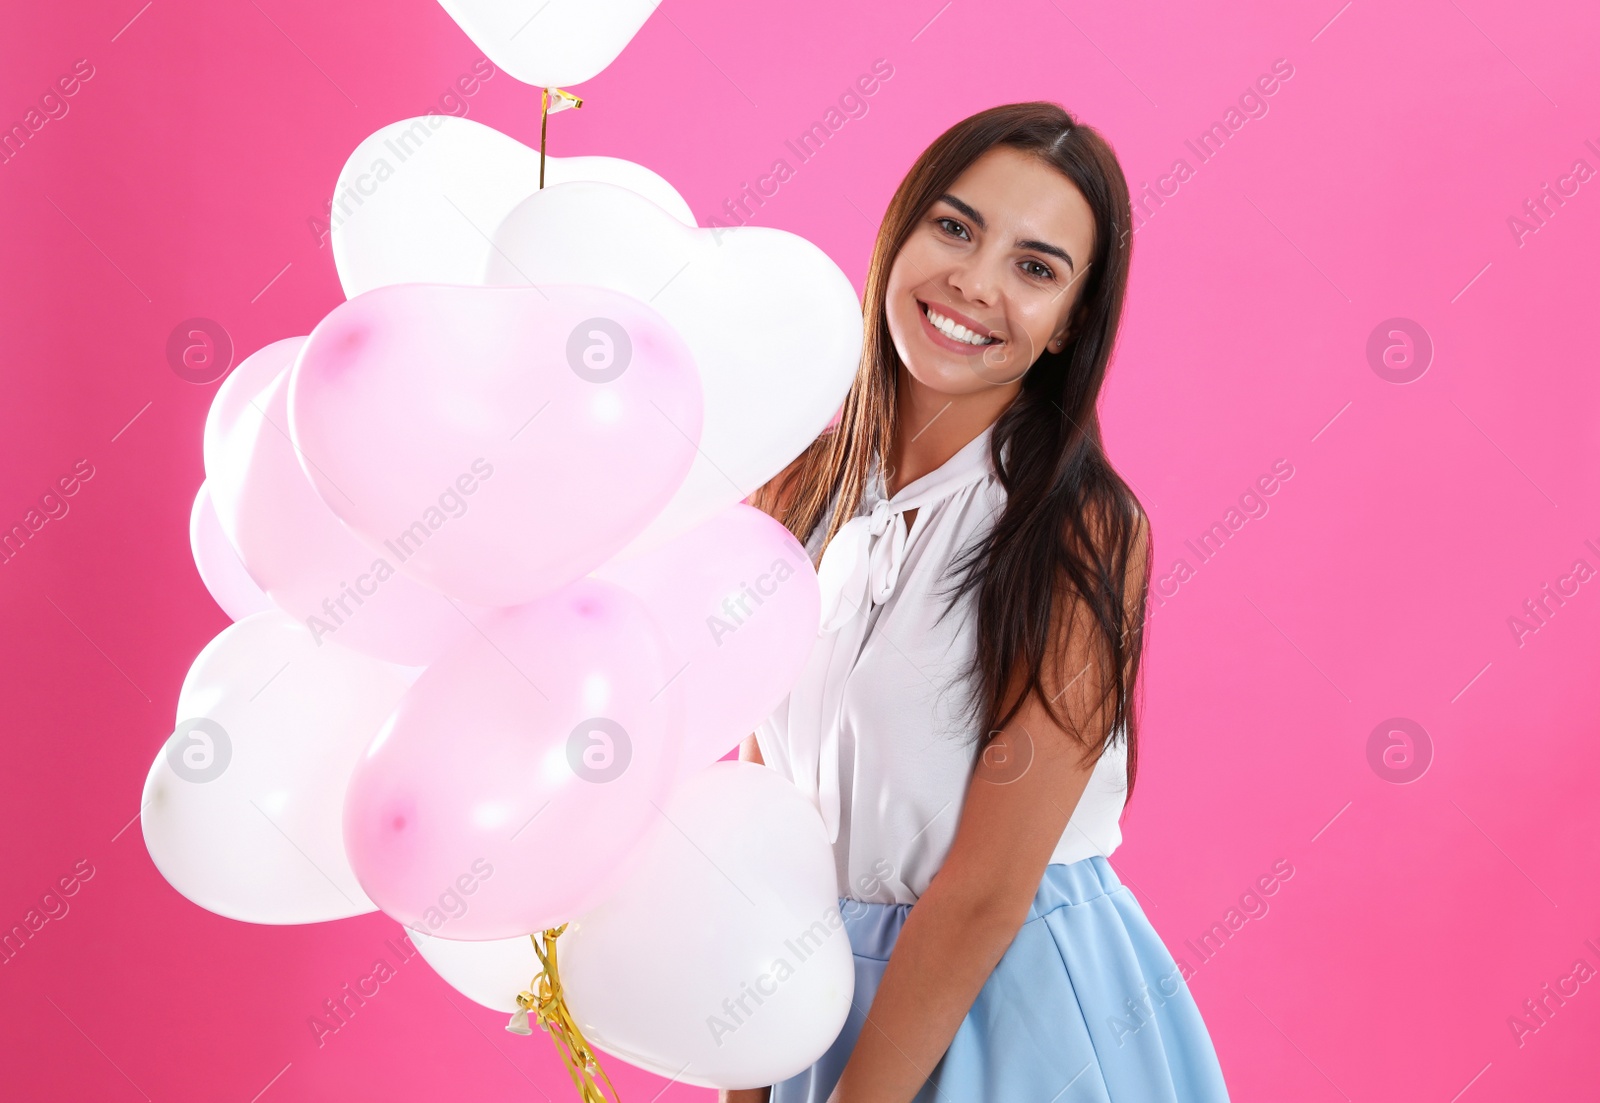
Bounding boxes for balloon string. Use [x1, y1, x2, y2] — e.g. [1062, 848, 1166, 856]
[507, 924, 621, 1101]
[538, 88, 585, 189]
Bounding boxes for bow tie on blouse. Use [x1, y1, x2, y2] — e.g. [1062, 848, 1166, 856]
[796, 427, 998, 843]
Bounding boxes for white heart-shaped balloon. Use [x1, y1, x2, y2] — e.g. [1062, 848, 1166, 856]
[141, 610, 421, 924]
[436, 0, 659, 88]
[488, 182, 863, 560]
[560, 761, 853, 1089]
[331, 115, 692, 299]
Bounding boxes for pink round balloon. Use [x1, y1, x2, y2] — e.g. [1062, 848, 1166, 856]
[593, 504, 819, 782]
[290, 283, 703, 607]
[343, 578, 685, 940]
[188, 482, 273, 622]
[209, 366, 493, 667]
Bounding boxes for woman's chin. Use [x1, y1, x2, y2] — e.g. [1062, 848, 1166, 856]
[900, 357, 984, 396]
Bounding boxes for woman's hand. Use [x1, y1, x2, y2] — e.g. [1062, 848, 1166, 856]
[823, 717, 1101, 1102]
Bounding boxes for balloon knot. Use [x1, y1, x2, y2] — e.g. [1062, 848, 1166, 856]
[505, 928, 622, 1100]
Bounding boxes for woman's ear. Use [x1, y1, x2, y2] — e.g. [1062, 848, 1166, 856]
[1047, 327, 1070, 354]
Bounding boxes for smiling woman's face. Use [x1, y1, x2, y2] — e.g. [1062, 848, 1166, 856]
[885, 144, 1097, 393]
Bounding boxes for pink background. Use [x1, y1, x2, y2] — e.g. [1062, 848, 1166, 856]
[3, 0, 1598, 1099]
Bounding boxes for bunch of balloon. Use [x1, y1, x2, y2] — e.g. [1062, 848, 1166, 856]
[145, 1, 867, 1097]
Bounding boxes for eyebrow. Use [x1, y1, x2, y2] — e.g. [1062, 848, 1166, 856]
[936, 192, 1077, 273]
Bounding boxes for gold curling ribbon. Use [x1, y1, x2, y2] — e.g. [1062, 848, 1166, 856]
[506, 924, 621, 1102]
[539, 88, 585, 190]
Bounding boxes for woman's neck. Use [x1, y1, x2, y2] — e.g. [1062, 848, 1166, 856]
[883, 368, 1019, 497]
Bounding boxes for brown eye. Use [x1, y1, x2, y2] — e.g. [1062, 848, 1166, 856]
[936, 217, 970, 240]
[1022, 259, 1055, 280]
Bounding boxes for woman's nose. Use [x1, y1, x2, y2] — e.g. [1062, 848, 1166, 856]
[947, 256, 1000, 306]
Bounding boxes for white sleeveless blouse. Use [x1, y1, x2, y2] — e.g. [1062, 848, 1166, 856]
[755, 421, 1129, 905]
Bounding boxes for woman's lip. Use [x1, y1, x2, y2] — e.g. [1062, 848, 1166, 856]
[916, 299, 1000, 356]
[918, 298, 996, 337]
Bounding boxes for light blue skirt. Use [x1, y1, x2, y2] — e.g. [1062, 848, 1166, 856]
[770, 856, 1231, 1102]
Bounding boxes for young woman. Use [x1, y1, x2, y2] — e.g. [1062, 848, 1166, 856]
[724, 103, 1231, 1102]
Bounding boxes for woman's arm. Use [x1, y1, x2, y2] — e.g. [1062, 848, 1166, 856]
[822, 693, 1100, 1101]
[720, 733, 771, 1103]
[826, 514, 1150, 1103]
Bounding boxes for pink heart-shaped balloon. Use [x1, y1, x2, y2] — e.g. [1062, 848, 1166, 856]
[593, 504, 820, 782]
[290, 283, 702, 607]
[343, 578, 684, 939]
[210, 364, 495, 666]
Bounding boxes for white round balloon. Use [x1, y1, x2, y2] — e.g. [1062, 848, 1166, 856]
[188, 482, 272, 622]
[560, 761, 853, 1089]
[487, 181, 863, 560]
[436, 0, 659, 88]
[141, 610, 422, 924]
[330, 115, 693, 299]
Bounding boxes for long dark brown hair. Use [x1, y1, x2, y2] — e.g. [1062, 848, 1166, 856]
[750, 102, 1150, 801]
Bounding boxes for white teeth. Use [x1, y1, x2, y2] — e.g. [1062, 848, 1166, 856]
[924, 304, 995, 346]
